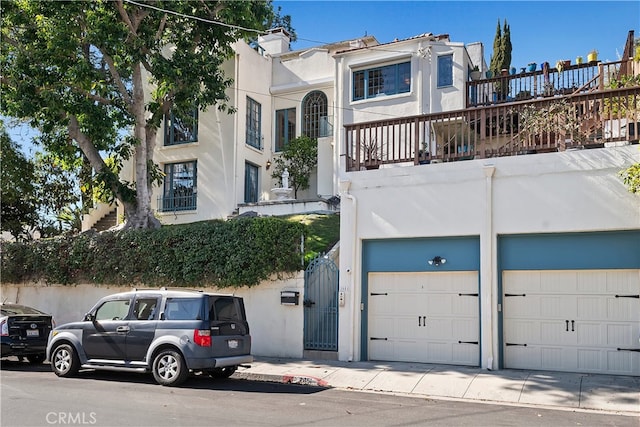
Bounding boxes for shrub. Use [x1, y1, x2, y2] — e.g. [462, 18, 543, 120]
[1, 217, 309, 288]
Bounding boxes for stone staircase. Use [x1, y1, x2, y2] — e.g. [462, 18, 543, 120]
[92, 209, 118, 232]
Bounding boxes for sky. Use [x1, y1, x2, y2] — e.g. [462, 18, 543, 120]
[6, 0, 640, 155]
[274, 0, 640, 71]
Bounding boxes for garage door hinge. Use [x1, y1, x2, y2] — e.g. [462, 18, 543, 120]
[458, 293, 479, 297]
[505, 293, 526, 297]
[617, 348, 640, 352]
[370, 337, 388, 341]
[458, 341, 479, 345]
[615, 294, 640, 299]
[506, 343, 527, 347]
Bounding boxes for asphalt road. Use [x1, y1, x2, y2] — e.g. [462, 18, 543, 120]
[1, 360, 637, 427]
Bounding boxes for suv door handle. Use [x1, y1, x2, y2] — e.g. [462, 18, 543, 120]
[116, 326, 130, 333]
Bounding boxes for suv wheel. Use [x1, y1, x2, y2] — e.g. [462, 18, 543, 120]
[152, 349, 188, 386]
[51, 344, 80, 377]
[208, 366, 237, 379]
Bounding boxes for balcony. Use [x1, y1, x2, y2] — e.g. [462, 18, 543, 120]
[344, 60, 640, 172]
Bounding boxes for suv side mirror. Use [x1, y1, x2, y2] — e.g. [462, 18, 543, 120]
[83, 313, 95, 322]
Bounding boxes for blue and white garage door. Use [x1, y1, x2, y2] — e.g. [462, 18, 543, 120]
[500, 232, 640, 376]
[362, 237, 480, 366]
[368, 271, 479, 365]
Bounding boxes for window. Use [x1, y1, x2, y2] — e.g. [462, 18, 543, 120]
[302, 91, 328, 138]
[95, 299, 131, 321]
[165, 298, 203, 320]
[164, 110, 198, 146]
[244, 162, 259, 203]
[246, 97, 262, 149]
[160, 161, 197, 212]
[133, 297, 158, 320]
[275, 108, 296, 152]
[352, 61, 411, 101]
[437, 54, 453, 87]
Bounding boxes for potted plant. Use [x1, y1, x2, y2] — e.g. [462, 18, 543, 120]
[418, 142, 430, 164]
[555, 60, 570, 72]
[576, 56, 583, 65]
[470, 65, 482, 80]
[587, 50, 598, 63]
[527, 62, 536, 72]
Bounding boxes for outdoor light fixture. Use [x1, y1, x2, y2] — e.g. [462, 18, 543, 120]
[266, 160, 272, 170]
[428, 256, 446, 266]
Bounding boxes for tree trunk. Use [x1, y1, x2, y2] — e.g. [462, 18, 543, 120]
[123, 63, 161, 230]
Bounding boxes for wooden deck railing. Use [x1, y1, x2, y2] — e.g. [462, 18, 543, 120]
[345, 61, 640, 172]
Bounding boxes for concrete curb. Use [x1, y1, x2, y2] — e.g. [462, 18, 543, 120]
[233, 371, 330, 388]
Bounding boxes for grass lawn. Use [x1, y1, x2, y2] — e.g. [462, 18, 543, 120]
[285, 213, 340, 264]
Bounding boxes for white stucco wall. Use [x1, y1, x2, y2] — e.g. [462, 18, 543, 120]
[335, 36, 470, 131]
[337, 145, 640, 364]
[1, 272, 305, 359]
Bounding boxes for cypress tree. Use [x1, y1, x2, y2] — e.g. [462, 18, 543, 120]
[489, 19, 503, 76]
[502, 20, 512, 71]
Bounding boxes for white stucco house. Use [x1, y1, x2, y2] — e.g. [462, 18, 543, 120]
[80, 28, 640, 377]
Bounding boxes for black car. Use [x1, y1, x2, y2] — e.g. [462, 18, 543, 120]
[1, 303, 54, 364]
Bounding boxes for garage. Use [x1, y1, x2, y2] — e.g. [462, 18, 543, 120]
[503, 270, 640, 376]
[361, 237, 481, 365]
[499, 231, 640, 376]
[368, 271, 479, 366]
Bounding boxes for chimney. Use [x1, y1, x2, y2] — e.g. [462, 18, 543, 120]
[258, 28, 291, 55]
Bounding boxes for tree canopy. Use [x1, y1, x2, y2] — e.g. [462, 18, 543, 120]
[0, 125, 39, 241]
[1, 0, 286, 230]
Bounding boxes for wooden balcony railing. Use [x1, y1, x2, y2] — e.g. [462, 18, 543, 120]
[345, 61, 640, 172]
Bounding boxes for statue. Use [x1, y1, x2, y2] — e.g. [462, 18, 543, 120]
[271, 167, 293, 200]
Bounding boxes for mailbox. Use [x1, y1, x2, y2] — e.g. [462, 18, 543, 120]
[280, 291, 299, 306]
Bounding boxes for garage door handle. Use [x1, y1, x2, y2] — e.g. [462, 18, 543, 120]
[370, 337, 388, 341]
[506, 343, 527, 347]
[458, 293, 479, 297]
[505, 293, 526, 297]
[458, 341, 479, 345]
[615, 294, 639, 298]
[617, 348, 640, 352]
[566, 320, 569, 331]
[370, 293, 388, 296]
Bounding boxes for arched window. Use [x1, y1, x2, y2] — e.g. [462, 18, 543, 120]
[302, 91, 328, 138]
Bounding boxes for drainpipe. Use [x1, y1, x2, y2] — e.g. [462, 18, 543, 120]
[417, 41, 424, 115]
[339, 180, 357, 362]
[233, 53, 240, 208]
[482, 164, 496, 370]
[428, 45, 433, 114]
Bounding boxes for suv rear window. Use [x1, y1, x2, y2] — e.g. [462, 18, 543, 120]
[165, 298, 203, 320]
[211, 297, 241, 321]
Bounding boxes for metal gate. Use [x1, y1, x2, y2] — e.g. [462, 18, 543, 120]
[303, 254, 339, 351]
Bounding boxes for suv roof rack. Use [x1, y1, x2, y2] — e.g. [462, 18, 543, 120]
[130, 287, 204, 292]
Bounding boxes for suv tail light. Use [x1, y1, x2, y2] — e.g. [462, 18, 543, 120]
[194, 329, 211, 347]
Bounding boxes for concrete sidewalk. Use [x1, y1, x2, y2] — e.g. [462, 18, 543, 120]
[233, 357, 640, 416]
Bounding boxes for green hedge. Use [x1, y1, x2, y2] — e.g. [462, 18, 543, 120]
[1, 217, 307, 288]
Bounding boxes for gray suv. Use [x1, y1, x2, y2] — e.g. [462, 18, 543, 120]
[46, 288, 252, 386]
